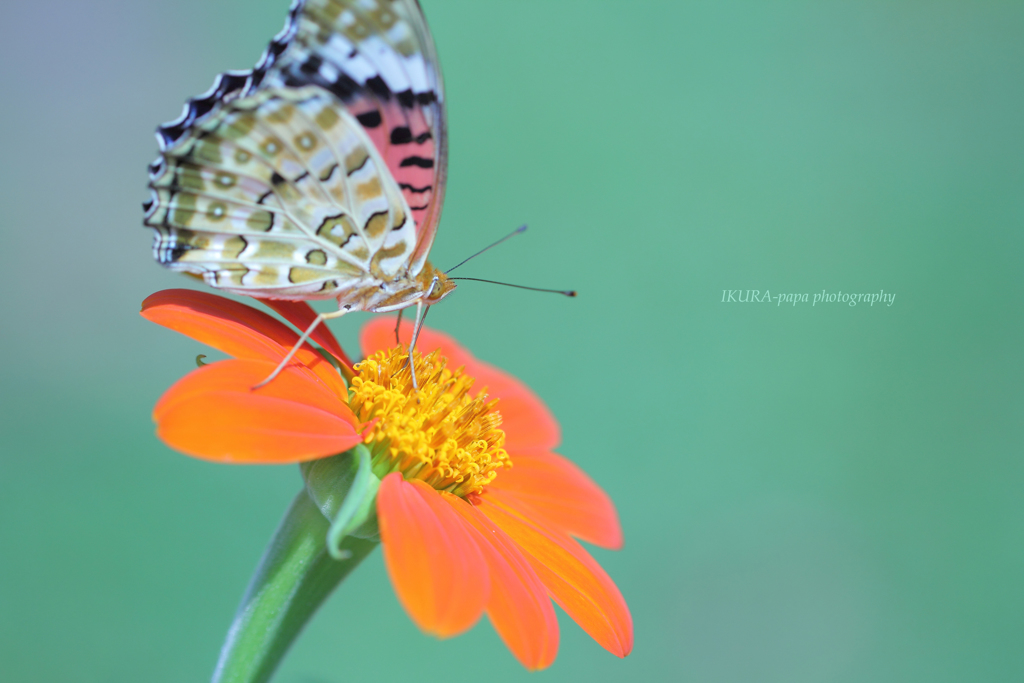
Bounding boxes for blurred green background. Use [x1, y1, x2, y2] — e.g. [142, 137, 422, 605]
[1, 1, 1022, 681]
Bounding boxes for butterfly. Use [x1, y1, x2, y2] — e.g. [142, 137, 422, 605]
[143, 0, 454, 384]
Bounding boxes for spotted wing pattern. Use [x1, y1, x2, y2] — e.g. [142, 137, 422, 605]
[145, 0, 446, 298]
[263, 0, 447, 272]
[147, 87, 417, 297]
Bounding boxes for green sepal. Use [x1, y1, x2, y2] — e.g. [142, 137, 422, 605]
[301, 444, 381, 559]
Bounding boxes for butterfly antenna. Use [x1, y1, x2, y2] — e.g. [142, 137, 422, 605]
[445, 225, 528, 274]
[450, 277, 577, 297]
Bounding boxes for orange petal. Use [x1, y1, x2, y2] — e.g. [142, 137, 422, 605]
[360, 316, 560, 450]
[377, 474, 490, 637]
[154, 359, 354, 423]
[442, 492, 559, 670]
[259, 299, 355, 371]
[469, 361, 560, 451]
[141, 289, 346, 397]
[488, 450, 623, 549]
[142, 289, 295, 360]
[360, 315, 473, 367]
[476, 495, 633, 658]
[154, 360, 362, 463]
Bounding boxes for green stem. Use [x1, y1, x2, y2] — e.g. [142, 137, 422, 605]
[211, 488, 378, 683]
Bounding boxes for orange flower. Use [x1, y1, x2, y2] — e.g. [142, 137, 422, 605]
[142, 289, 632, 670]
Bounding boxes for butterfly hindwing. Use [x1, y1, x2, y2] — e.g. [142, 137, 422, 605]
[146, 87, 417, 298]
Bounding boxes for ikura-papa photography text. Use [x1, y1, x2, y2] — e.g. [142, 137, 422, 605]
[721, 289, 896, 307]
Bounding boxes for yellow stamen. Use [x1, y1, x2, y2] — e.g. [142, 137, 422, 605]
[348, 347, 511, 497]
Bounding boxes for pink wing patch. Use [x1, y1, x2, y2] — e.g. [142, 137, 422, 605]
[347, 96, 442, 266]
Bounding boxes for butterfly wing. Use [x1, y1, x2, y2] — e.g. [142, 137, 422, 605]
[147, 86, 418, 298]
[145, 0, 447, 299]
[263, 0, 448, 274]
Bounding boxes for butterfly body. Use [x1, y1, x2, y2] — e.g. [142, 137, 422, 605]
[144, 0, 453, 316]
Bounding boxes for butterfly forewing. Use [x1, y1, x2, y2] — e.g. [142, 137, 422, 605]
[263, 0, 447, 272]
[145, 0, 447, 302]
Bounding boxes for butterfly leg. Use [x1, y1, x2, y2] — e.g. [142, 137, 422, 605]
[394, 308, 403, 346]
[252, 304, 353, 389]
[406, 277, 439, 390]
[407, 301, 427, 390]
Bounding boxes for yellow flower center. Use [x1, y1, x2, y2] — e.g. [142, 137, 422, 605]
[348, 346, 511, 497]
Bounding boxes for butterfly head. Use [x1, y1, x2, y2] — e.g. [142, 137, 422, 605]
[369, 262, 455, 313]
